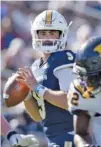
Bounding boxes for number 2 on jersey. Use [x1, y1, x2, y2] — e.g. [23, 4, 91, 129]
[71, 92, 79, 106]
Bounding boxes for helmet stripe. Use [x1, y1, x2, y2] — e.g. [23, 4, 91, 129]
[45, 10, 52, 24]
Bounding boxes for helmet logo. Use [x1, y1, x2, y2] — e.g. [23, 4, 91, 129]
[44, 10, 56, 25]
[94, 44, 101, 56]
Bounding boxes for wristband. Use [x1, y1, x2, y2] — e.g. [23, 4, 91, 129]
[7, 131, 17, 140]
[34, 84, 48, 98]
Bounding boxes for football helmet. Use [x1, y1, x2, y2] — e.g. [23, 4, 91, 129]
[74, 36, 101, 88]
[31, 10, 72, 53]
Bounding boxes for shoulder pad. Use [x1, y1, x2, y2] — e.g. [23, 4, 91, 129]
[52, 50, 75, 69]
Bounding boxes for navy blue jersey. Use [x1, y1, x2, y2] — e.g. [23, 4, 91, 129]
[31, 50, 75, 138]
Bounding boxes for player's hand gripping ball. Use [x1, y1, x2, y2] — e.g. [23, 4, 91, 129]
[3, 73, 30, 107]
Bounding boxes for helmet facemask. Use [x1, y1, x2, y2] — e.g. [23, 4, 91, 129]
[32, 29, 68, 53]
[74, 58, 101, 89]
[86, 73, 101, 88]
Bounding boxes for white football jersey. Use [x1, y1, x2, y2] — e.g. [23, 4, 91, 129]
[68, 79, 101, 144]
[68, 78, 101, 116]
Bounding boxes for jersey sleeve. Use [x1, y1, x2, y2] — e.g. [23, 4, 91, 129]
[54, 67, 76, 92]
[53, 50, 75, 76]
[53, 50, 76, 91]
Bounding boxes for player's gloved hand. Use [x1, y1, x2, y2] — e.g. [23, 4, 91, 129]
[7, 131, 39, 147]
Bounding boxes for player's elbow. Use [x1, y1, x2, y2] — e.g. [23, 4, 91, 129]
[34, 117, 41, 122]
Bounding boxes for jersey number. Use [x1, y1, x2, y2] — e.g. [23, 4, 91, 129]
[71, 92, 79, 106]
[66, 52, 74, 60]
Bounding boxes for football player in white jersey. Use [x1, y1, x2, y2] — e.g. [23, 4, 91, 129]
[67, 36, 101, 146]
[16, 10, 76, 147]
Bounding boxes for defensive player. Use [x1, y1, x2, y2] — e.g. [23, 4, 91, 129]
[16, 10, 76, 147]
[67, 36, 101, 146]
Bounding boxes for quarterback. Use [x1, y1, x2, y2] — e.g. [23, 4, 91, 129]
[67, 36, 101, 146]
[16, 10, 76, 147]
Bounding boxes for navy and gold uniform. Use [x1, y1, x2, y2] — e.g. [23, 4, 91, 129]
[31, 50, 75, 147]
[68, 36, 101, 145]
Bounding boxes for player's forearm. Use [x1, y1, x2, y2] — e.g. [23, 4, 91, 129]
[43, 89, 68, 110]
[24, 96, 42, 122]
[33, 84, 68, 110]
[74, 112, 94, 146]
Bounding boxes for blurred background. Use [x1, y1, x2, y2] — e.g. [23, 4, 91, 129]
[1, 1, 101, 146]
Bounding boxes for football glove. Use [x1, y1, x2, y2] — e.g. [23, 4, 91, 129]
[7, 131, 39, 147]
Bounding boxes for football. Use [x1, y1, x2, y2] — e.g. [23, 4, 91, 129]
[3, 73, 30, 107]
